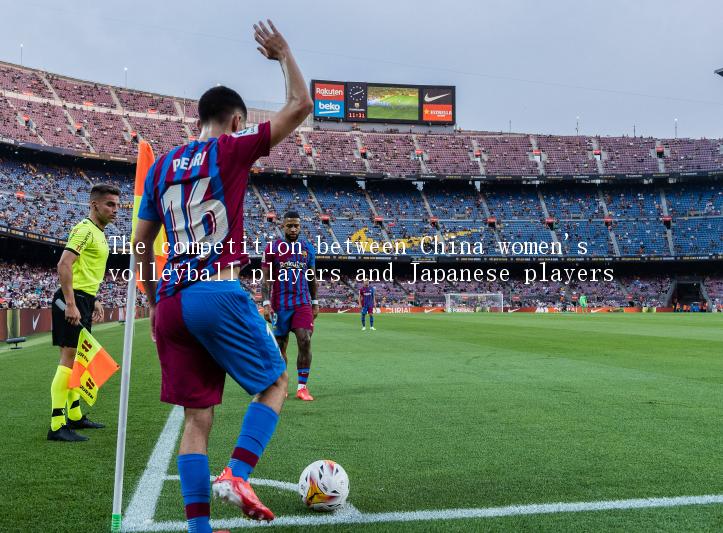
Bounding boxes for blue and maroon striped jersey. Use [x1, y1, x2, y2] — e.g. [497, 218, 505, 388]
[262, 238, 316, 310]
[360, 286, 375, 308]
[137, 122, 270, 301]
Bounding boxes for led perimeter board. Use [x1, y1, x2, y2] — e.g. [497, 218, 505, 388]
[311, 80, 455, 125]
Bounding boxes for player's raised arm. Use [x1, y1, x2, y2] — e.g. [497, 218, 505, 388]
[254, 20, 313, 147]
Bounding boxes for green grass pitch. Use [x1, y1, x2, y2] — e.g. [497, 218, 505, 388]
[2, 313, 722, 532]
[367, 94, 418, 121]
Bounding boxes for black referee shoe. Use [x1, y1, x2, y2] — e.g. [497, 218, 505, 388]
[47, 425, 89, 442]
[67, 415, 105, 430]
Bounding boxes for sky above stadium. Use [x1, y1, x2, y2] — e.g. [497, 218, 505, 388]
[2, 0, 723, 138]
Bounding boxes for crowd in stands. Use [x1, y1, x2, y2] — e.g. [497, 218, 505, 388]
[1, 153, 722, 257]
[0, 261, 146, 309]
[1, 62, 722, 313]
[2, 62, 723, 178]
[3, 258, 712, 310]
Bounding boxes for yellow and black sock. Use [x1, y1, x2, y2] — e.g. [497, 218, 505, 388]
[50, 366, 71, 431]
[67, 389, 83, 422]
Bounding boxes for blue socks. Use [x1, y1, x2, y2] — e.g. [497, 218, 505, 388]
[370, 315, 374, 327]
[298, 367, 310, 386]
[178, 454, 211, 533]
[361, 314, 366, 326]
[228, 402, 279, 480]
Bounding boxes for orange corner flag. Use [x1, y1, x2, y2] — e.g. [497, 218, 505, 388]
[131, 140, 167, 292]
[69, 329, 120, 406]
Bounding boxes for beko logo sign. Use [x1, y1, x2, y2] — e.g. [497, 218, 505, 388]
[315, 100, 344, 118]
[318, 102, 341, 113]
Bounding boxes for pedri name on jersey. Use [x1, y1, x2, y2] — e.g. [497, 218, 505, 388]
[172, 151, 207, 172]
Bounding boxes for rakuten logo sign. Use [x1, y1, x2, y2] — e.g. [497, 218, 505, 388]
[314, 83, 345, 101]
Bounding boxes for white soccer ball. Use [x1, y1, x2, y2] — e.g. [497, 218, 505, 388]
[298, 460, 349, 511]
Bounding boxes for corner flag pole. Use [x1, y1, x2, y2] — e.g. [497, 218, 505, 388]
[111, 257, 138, 532]
[111, 140, 156, 532]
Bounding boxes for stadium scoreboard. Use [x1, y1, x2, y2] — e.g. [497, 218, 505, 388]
[312, 80, 455, 125]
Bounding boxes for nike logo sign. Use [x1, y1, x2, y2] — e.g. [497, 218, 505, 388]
[337, 309, 350, 314]
[424, 309, 434, 314]
[32, 314, 40, 330]
[424, 93, 450, 103]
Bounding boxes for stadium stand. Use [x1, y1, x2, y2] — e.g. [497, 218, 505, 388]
[0, 61, 722, 312]
[536, 135, 597, 175]
[7, 97, 85, 150]
[366, 181, 428, 219]
[416, 134, 480, 175]
[474, 135, 538, 175]
[47, 74, 116, 108]
[115, 89, 177, 116]
[2, 149, 723, 258]
[362, 133, 422, 176]
[125, 116, 189, 155]
[662, 139, 723, 173]
[257, 133, 312, 170]
[598, 137, 660, 173]
[2, 257, 684, 311]
[0, 260, 147, 309]
[423, 181, 486, 220]
[66, 107, 134, 155]
[307, 131, 366, 172]
[0, 96, 43, 143]
[0, 65, 53, 98]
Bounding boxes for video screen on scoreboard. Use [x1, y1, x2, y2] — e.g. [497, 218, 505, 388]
[311, 80, 455, 125]
[367, 85, 419, 121]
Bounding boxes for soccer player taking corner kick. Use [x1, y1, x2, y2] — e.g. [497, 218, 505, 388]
[133, 20, 312, 529]
[261, 211, 319, 401]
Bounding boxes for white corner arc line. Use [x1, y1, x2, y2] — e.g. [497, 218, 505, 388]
[124, 405, 723, 532]
[165, 474, 298, 493]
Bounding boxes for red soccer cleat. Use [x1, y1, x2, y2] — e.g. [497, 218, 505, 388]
[296, 387, 314, 401]
[212, 467, 275, 521]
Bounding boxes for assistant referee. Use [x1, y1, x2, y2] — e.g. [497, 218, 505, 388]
[48, 183, 120, 442]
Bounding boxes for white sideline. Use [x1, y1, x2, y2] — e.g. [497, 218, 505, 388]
[123, 494, 723, 531]
[124, 405, 184, 529]
[124, 406, 723, 531]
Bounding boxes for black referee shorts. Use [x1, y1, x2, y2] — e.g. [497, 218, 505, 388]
[51, 289, 95, 348]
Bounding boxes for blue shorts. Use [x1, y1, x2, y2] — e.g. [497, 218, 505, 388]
[361, 305, 374, 315]
[155, 281, 285, 407]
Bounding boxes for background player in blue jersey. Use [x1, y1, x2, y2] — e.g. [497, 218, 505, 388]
[359, 279, 376, 330]
[133, 20, 313, 529]
[261, 211, 318, 401]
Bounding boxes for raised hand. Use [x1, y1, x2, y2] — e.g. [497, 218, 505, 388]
[254, 20, 289, 62]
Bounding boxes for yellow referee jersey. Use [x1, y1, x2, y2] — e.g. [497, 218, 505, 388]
[64, 218, 109, 296]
